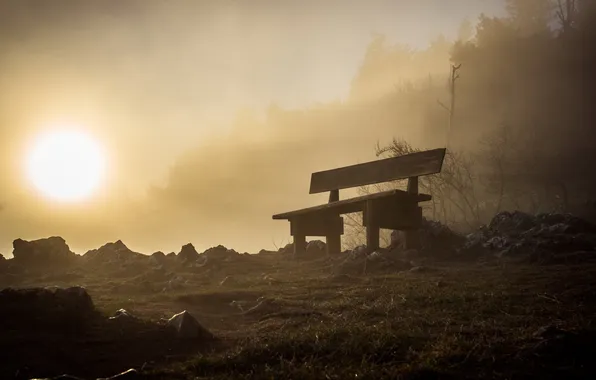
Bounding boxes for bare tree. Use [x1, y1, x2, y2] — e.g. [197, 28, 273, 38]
[555, 0, 577, 33]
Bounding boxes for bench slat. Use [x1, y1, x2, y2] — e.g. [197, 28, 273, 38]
[272, 189, 431, 220]
[309, 148, 446, 194]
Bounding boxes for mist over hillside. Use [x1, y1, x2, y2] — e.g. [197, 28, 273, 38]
[0, 0, 594, 255]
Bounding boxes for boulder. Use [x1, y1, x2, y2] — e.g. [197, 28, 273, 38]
[177, 243, 199, 263]
[306, 240, 326, 256]
[278, 243, 294, 254]
[203, 245, 239, 260]
[149, 251, 168, 266]
[108, 308, 137, 321]
[488, 211, 536, 236]
[12, 236, 78, 269]
[390, 219, 464, 255]
[0, 286, 96, 330]
[461, 211, 596, 262]
[166, 310, 213, 340]
[82, 240, 143, 266]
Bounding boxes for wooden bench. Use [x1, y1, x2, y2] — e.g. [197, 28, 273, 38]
[272, 148, 447, 256]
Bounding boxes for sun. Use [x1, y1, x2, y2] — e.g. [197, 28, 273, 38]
[26, 129, 106, 202]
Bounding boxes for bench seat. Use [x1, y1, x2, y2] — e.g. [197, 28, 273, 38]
[272, 189, 431, 220]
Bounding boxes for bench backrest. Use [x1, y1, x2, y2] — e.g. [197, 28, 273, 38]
[309, 148, 446, 194]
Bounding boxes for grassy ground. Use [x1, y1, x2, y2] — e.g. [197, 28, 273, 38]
[3, 255, 596, 379]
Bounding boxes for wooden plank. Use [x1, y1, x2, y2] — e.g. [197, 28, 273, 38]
[290, 216, 344, 237]
[364, 205, 422, 230]
[272, 189, 431, 220]
[309, 148, 446, 194]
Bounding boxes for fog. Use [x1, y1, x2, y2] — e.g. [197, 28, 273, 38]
[11, 0, 587, 256]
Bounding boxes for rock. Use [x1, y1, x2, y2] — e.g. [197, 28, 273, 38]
[149, 251, 167, 266]
[203, 245, 239, 260]
[0, 253, 6, 272]
[459, 212, 596, 263]
[279, 243, 294, 254]
[0, 286, 96, 331]
[166, 310, 213, 340]
[489, 211, 536, 235]
[350, 245, 368, 257]
[108, 308, 136, 321]
[12, 236, 78, 269]
[82, 240, 143, 267]
[177, 243, 199, 263]
[306, 240, 326, 256]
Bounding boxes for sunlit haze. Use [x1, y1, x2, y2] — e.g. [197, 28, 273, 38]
[0, 0, 509, 255]
[26, 128, 106, 202]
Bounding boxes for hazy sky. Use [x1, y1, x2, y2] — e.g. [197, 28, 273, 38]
[0, 0, 506, 256]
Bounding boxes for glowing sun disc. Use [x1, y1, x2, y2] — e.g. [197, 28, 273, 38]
[26, 129, 106, 202]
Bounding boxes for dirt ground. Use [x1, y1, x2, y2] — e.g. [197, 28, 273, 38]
[1, 252, 596, 379]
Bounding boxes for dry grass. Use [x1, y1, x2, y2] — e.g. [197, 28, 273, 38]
[3, 254, 596, 379]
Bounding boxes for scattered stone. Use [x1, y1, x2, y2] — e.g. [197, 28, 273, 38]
[230, 300, 249, 312]
[203, 245, 239, 260]
[306, 240, 326, 256]
[278, 243, 294, 254]
[461, 211, 596, 262]
[82, 240, 143, 267]
[390, 219, 464, 255]
[351, 245, 368, 257]
[149, 251, 167, 266]
[166, 310, 213, 340]
[108, 308, 137, 321]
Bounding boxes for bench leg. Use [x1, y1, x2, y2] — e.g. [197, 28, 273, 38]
[293, 235, 306, 257]
[366, 227, 380, 252]
[365, 200, 380, 252]
[326, 234, 341, 255]
[404, 230, 421, 250]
